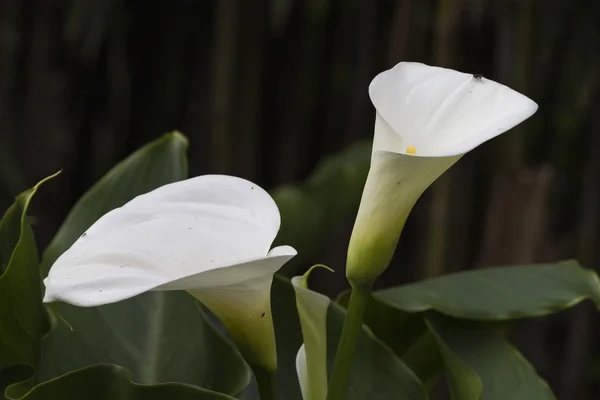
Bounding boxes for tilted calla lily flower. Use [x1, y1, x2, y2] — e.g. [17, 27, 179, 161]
[43, 175, 297, 372]
[346, 62, 538, 286]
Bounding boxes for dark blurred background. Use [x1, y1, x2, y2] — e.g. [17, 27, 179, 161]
[1, 0, 599, 398]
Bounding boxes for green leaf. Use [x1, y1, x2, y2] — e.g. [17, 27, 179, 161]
[305, 140, 371, 226]
[425, 314, 555, 400]
[326, 305, 427, 399]
[337, 291, 443, 385]
[271, 185, 323, 263]
[0, 173, 58, 368]
[337, 291, 427, 357]
[5, 364, 236, 400]
[38, 293, 250, 394]
[273, 141, 371, 275]
[38, 133, 250, 396]
[41, 131, 189, 275]
[272, 275, 427, 400]
[373, 260, 600, 320]
[351, 261, 600, 396]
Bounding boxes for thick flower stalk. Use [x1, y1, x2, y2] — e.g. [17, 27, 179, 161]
[43, 175, 296, 374]
[346, 62, 539, 287]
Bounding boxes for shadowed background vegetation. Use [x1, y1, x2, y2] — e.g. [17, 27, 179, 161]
[1, 0, 599, 398]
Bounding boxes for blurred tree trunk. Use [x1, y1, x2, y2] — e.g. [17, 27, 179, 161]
[321, 1, 353, 155]
[344, 0, 376, 143]
[0, 0, 27, 196]
[211, 0, 238, 175]
[387, 0, 412, 66]
[271, 1, 331, 184]
[180, 3, 214, 176]
[233, 1, 268, 181]
[97, 2, 131, 175]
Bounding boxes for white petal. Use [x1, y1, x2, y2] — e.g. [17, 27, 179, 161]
[369, 62, 538, 156]
[346, 151, 459, 284]
[372, 112, 405, 157]
[43, 175, 289, 306]
[292, 270, 330, 400]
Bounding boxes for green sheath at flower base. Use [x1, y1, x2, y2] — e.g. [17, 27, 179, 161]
[347, 133, 459, 285]
[346, 62, 538, 287]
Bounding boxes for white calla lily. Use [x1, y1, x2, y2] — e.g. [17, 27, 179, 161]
[347, 62, 538, 285]
[43, 175, 297, 371]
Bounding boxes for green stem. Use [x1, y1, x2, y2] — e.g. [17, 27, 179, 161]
[326, 283, 371, 400]
[252, 365, 276, 400]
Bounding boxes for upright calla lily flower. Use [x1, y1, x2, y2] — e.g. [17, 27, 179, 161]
[346, 62, 538, 286]
[43, 175, 297, 372]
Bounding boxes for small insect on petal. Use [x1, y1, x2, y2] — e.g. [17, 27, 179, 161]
[472, 74, 484, 82]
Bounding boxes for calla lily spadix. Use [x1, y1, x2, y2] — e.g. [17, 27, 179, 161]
[43, 175, 297, 372]
[346, 62, 538, 286]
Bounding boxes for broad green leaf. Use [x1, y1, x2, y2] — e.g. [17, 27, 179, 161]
[272, 185, 323, 263]
[41, 131, 188, 274]
[337, 291, 427, 357]
[0, 174, 58, 368]
[326, 305, 427, 399]
[398, 331, 443, 388]
[38, 293, 250, 393]
[38, 133, 250, 396]
[425, 314, 555, 400]
[5, 364, 236, 400]
[373, 260, 600, 320]
[305, 140, 371, 226]
[337, 291, 443, 385]
[272, 275, 427, 400]
[273, 141, 371, 275]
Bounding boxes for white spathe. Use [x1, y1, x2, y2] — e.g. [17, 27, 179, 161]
[346, 62, 538, 285]
[43, 175, 297, 371]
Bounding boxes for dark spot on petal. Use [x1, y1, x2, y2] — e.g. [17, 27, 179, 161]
[261, 312, 266, 318]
